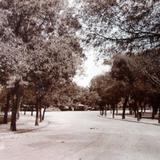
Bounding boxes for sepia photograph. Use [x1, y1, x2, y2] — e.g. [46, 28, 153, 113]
[0, 0, 160, 160]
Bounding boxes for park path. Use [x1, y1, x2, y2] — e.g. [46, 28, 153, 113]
[0, 111, 160, 160]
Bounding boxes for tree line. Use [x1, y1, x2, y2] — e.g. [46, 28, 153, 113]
[0, 0, 83, 131]
[76, 0, 160, 122]
[0, 0, 160, 130]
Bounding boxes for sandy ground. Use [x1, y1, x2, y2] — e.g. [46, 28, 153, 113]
[0, 111, 160, 160]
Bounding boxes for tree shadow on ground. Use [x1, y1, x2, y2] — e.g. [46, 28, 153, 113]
[15, 120, 52, 134]
[15, 128, 36, 133]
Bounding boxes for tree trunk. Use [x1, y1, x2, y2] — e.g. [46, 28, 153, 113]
[39, 106, 42, 122]
[100, 106, 103, 116]
[31, 106, 33, 116]
[122, 96, 128, 119]
[104, 105, 107, 117]
[24, 109, 26, 115]
[10, 95, 20, 131]
[116, 105, 118, 115]
[42, 105, 47, 121]
[144, 104, 146, 113]
[140, 103, 143, 116]
[158, 107, 160, 123]
[152, 106, 156, 119]
[10, 80, 23, 131]
[137, 106, 142, 121]
[3, 92, 10, 124]
[112, 104, 115, 119]
[35, 100, 39, 126]
[10, 110, 17, 131]
[129, 105, 132, 115]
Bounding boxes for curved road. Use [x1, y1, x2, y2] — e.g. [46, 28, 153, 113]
[0, 111, 160, 160]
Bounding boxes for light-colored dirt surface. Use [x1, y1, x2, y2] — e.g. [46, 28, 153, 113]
[0, 111, 160, 160]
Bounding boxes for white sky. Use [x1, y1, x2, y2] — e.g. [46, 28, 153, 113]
[73, 49, 111, 87]
[67, 0, 76, 7]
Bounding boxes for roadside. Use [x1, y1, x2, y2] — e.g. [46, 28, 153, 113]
[1, 111, 160, 160]
[0, 112, 50, 135]
[98, 111, 160, 126]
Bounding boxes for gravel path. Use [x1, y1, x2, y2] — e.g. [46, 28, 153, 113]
[0, 111, 160, 160]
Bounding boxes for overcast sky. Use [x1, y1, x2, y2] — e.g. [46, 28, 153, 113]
[73, 48, 110, 87]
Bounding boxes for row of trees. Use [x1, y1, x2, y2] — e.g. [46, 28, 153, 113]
[80, 0, 160, 54]
[0, 0, 160, 130]
[90, 53, 160, 122]
[78, 0, 160, 122]
[0, 0, 83, 131]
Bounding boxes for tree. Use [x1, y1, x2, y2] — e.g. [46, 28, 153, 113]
[81, 0, 160, 54]
[132, 49, 160, 121]
[0, 0, 83, 130]
[90, 73, 124, 117]
[73, 0, 160, 122]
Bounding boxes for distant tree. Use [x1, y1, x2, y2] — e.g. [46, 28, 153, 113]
[132, 49, 160, 121]
[90, 73, 125, 117]
[111, 52, 160, 122]
[111, 55, 137, 119]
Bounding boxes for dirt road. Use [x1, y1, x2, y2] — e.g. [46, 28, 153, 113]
[0, 111, 160, 160]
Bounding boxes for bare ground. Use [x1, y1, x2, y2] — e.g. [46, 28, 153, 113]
[0, 111, 160, 160]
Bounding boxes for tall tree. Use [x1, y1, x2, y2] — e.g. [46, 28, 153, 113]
[81, 0, 160, 54]
[0, 0, 83, 130]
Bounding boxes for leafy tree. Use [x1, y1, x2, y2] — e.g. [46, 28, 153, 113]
[0, 0, 83, 130]
[90, 73, 124, 117]
[81, 0, 160, 54]
[78, 0, 160, 122]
